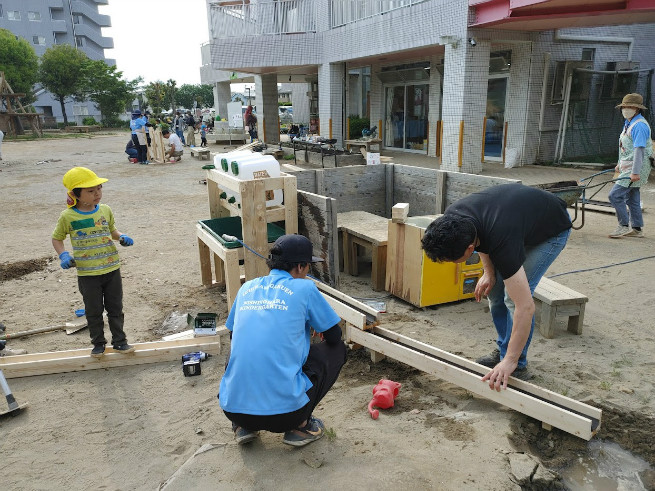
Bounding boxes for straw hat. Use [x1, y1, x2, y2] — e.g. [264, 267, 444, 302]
[615, 93, 646, 110]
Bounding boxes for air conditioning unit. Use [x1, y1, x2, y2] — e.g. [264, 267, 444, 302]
[551, 60, 593, 103]
[599, 61, 641, 100]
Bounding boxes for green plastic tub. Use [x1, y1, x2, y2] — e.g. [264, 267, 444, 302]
[198, 216, 285, 249]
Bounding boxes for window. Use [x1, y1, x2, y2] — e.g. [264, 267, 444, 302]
[32, 36, 45, 46]
[73, 14, 81, 24]
[73, 104, 89, 116]
[28, 11, 41, 21]
[0, 6, 3, 18]
[7, 10, 20, 20]
[581, 48, 595, 62]
[75, 36, 84, 47]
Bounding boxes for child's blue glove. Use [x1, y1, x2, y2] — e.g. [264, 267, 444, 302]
[59, 251, 75, 269]
[119, 234, 134, 246]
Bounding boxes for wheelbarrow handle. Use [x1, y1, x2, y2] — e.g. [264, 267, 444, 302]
[579, 168, 615, 182]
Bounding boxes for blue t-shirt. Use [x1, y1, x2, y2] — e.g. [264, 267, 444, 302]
[129, 117, 146, 134]
[219, 270, 341, 415]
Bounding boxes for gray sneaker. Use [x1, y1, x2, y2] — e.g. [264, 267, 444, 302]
[476, 349, 501, 368]
[234, 426, 258, 445]
[609, 225, 632, 238]
[625, 228, 644, 238]
[283, 416, 325, 447]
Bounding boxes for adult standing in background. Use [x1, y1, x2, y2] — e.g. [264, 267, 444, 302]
[0, 128, 4, 160]
[185, 111, 196, 147]
[244, 105, 257, 142]
[608, 93, 653, 238]
[129, 110, 148, 164]
[174, 111, 186, 146]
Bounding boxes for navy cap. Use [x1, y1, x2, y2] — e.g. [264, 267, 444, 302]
[270, 234, 323, 263]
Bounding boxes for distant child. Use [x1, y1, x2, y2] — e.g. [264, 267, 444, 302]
[51, 167, 135, 358]
[200, 123, 208, 147]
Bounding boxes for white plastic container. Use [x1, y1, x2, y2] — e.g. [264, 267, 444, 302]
[213, 150, 253, 173]
[226, 154, 283, 207]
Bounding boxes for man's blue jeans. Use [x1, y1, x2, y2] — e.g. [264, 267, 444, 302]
[176, 129, 186, 145]
[486, 228, 571, 368]
[608, 183, 642, 228]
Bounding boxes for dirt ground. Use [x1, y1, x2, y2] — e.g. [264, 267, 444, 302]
[1, 133, 654, 490]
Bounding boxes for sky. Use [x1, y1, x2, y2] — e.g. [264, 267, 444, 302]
[99, 0, 209, 86]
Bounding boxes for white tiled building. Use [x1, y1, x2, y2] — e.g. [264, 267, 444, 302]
[200, 0, 655, 173]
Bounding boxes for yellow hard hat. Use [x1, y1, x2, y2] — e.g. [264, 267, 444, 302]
[62, 167, 108, 207]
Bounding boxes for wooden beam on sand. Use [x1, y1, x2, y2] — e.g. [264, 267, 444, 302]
[345, 325, 601, 440]
[0, 337, 227, 379]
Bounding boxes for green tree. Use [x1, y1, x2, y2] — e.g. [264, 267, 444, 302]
[144, 81, 166, 115]
[38, 44, 89, 125]
[165, 79, 177, 113]
[0, 29, 39, 104]
[82, 60, 140, 121]
[176, 84, 215, 110]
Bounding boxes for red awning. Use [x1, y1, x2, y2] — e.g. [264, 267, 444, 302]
[469, 0, 655, 30]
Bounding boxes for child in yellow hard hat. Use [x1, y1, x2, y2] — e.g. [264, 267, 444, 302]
[51, 167, 135, 357]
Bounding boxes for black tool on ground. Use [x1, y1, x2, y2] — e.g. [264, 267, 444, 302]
[0, 369, 28, 416]
[181, 351, 211, 377]
[0, 322, 5, 332]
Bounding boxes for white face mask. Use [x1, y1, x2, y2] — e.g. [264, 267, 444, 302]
[622, 108, 637, 120]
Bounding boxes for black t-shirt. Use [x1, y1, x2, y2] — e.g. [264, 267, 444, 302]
[444, 183, 572, 279]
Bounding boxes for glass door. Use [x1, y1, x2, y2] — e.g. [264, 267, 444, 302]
[384, 84, 429, 152]
[484, 76, 508, 159]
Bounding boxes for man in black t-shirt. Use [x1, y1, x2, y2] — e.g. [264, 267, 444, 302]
[421, 184, 572, 389]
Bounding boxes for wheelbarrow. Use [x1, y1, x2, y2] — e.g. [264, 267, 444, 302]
[532, 169, 631, 230]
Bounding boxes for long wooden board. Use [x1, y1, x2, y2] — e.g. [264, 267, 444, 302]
[0, 337, 225, 379]
[346, 325, 601, 440]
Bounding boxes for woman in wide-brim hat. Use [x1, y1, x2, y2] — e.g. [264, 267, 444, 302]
[607, 93, 653, 238]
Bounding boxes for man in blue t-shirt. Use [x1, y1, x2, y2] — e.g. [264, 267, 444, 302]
[218, 234, 347, 447]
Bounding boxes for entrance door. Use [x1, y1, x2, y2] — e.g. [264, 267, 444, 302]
[484, 77, 508, 159]
[384, 84, 429, 152]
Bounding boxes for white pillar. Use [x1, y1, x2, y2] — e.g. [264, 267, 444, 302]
[441, 39, 490, 173]
[213, 82, 231, 121]
[318, 62, 344, 144]
[254, 74, 279, 144]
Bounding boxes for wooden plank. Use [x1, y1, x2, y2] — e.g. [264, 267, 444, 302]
[283, 175, 298, 234]
[240, 179, 269, 280]
[337, 211, 388, 245]
[392, 203, 410, 223]
[0, 338, 224, 379]
[534, 277, 588, 306]
[297, 190, 339, 287]
[312, 279, 380, 319]
[404, 224, 424, 306]
[320, 295, 367, 329]
[346, 325, 600, 440]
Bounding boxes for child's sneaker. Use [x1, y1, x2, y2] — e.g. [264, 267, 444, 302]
[113, 343, 135, 353]
[91, 344, 105, 357]
[282, 416, 325, 447]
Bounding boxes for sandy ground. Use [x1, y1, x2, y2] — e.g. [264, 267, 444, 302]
[1, 133, 654, 490]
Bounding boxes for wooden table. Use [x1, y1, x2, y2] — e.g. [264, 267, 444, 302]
[338, 211, 388, 291]
[344, 138, 381, 153]
[190, 147, 211, 160]
[292, 139, 338, 168]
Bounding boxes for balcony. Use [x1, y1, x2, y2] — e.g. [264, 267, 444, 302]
[74, 23, 114, 49]
[71, 0, 111, 27]
[50, 19, 68, 33]
[209, 0, 316, 39]
[331, 0, 429, 27]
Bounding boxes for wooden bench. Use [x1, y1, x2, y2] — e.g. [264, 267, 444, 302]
[190, 147, 211, 160]
[533, 277, 588, 339]
[338, 211, 388, 291]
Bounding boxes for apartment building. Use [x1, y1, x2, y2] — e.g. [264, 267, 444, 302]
[201, 0, 655, 173]
[0, 0, 113, 124]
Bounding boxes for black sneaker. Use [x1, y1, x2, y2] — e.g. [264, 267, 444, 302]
[112, 343, 135, 354]
[91, 344, 105, 357]
[476, 349, 501, 368]
[512, 366, 533, 381]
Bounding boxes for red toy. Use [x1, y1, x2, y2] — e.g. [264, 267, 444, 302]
[368, 379, 402, 419]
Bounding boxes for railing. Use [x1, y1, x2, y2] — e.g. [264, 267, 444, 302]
[209, 0, 316, 39]
[331, 0, 429, 27]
